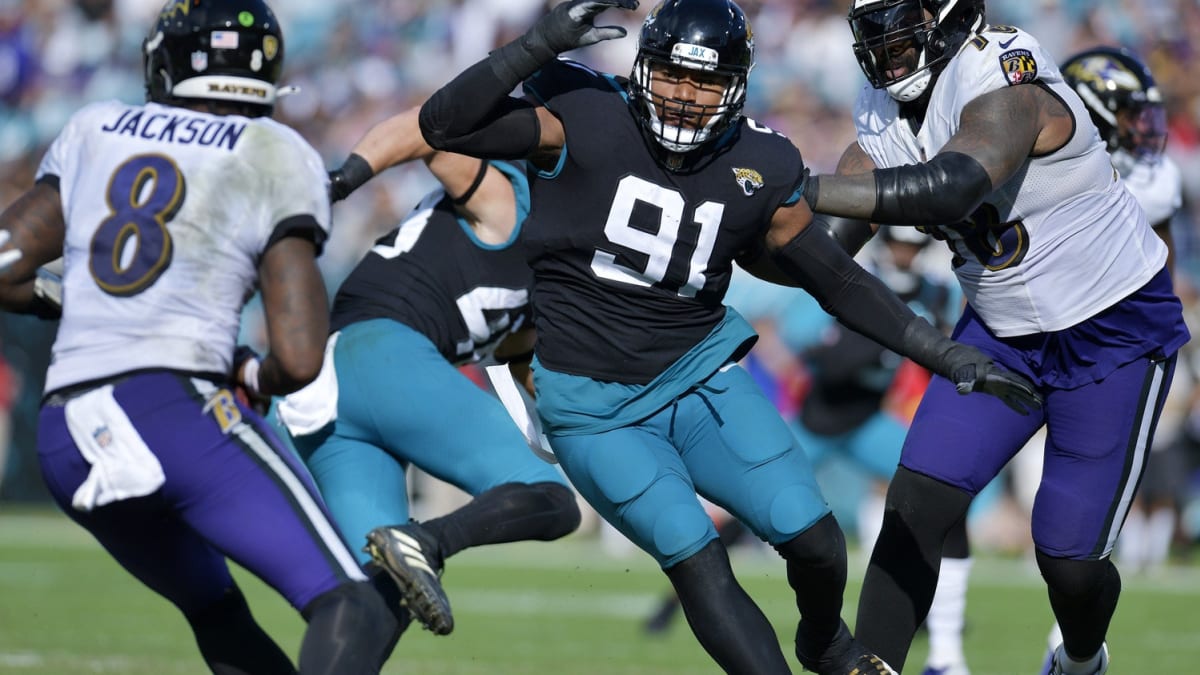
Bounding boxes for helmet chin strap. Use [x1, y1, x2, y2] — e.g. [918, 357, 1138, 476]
[886, 63, 932, 102]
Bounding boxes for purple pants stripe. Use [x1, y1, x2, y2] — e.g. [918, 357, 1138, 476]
[1094, 354, 1171, 557]
[37, 371, 364, 612]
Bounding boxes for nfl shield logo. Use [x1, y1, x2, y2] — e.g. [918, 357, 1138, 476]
[263, 35, 278, 61]
[191, 50, 208, 72]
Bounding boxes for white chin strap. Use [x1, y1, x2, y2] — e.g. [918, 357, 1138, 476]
[651, 118, 713, 153]
[885, 50, 932, 102]
[172, 75, 278, 107]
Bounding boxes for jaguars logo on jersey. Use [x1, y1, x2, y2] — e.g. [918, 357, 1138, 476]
[1000, 49, 1038, 86]
[732, 167, 764, 196]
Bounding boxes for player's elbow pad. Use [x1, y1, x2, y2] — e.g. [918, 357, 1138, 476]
[419, 72, 541, 158]
[871, 151, 992, 224]
[813, 214, 875, 256]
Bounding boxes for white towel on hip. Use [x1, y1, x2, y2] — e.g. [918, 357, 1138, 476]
[66, 384, 166, 512]
[276, 332, 340, 437]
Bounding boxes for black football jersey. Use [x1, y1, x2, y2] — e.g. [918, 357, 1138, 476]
[522, 59, 807, 384]
[331, 164, 533, 365]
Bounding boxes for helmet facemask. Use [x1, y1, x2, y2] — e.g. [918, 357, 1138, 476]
[849, 0, 983, 102]
[631, 45, 748, 154]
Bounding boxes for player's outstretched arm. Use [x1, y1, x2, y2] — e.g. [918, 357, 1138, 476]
[0, 182, 67, 317]
[418, 0, 637, 162]
[329, 105, 508, 206]
[764, 201, 1042, 415]
[804, 85, 1062, 226]
[328, 106, 436, 201]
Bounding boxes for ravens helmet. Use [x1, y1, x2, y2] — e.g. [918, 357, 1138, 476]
[848, 0, 985, 102]
[629, 0, 754, 155]
[1061, 46, 1167, 169]
[144, 0, 285, 115]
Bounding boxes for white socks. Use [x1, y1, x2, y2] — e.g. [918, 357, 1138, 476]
[857, 490, 886, 559]
[925, 556, 972, 669]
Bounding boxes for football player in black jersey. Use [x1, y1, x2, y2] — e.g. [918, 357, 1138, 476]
[416, 0, 1039, 673]
[277, 106, 581, 639]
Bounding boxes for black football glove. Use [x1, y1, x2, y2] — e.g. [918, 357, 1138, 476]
[492, 0, 637, 86]
[941, 343, 1042, 415]
[530, 0, 638, 55]
[328, 153, 375, 202]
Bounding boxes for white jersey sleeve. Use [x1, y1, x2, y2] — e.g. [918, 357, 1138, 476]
[42, 101, 330, 393]
[853, 26, 1167, 337]
[1122, 155, 1183, 227]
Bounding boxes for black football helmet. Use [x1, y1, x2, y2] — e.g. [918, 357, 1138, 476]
[848, 0, 985, 102]
[629, 0, 754, 155]
[1061, 46, 1167, 168]
[143, 0, 285, 115]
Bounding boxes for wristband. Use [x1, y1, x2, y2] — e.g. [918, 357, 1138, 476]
[239, 356, 262, 396]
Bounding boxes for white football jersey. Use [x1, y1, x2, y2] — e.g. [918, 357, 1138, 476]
[1122, 154, 1182, 227]
[37, 100, 331, 392]
[853, 26, 1168, 337]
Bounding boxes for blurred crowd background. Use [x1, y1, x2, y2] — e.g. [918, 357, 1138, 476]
[1, 0, 1199, 567]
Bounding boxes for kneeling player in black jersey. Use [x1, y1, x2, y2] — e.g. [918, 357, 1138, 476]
[415, 0, 1040, 673]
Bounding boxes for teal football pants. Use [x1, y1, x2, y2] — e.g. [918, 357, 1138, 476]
[291, 319, 566, 564]
[550, 364, 831, 567]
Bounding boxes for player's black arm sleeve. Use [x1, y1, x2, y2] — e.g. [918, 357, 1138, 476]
[418, 32, 554, 158]
[419, 65, 541, 159]
[805, 151, 993, 225]
[814, 214, 876, 256]
[769, 224, 969, 381]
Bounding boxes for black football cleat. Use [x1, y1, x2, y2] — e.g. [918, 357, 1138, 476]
[364, 522, 453, 636]
[795, 619, 896, 675]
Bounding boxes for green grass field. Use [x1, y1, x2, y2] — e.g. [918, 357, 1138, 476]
[1, 508, 1197, 674]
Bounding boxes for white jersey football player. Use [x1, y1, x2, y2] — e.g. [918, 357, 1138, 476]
[799, 2, 1190, 674]
[0, 0, 402, 672]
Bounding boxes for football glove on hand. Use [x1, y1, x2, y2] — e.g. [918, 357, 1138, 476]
[942, 343, 1042, 415]
[527, 0, 638, 56]
[328, 153, 374, 203]
[31, 257, 63, 320]
[232, 345, 270, 415]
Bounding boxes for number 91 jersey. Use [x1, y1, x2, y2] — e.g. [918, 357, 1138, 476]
[522, 59, 807, 384]
[36, 100, 331, 393]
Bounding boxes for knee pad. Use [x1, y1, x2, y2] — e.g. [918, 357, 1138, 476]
[774, 512, 846, 570]
[1036, 551, 1119, 600]
[302, 580, 397, 648]
[525, 481, 582, 539]
[885, 467, 972, 545]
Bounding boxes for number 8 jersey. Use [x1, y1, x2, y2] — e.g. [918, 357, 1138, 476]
[36, 100, 331, 393]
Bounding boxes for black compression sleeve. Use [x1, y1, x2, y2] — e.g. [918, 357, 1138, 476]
[872, 151, 993, 224]
[813, 214, 875, 256]
[770, 224, 916, 352]
[419, 58, 543, 159]
[769, 224, 972, 381]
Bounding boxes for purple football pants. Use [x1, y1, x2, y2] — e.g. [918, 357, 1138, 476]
[901, 269, 1186, 559]
[37, 371, 365, 613]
